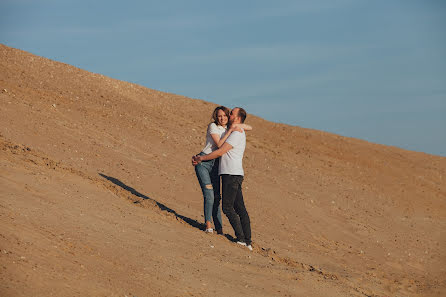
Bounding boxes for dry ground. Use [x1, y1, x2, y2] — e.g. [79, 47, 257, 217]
[1, 44, 445, 297]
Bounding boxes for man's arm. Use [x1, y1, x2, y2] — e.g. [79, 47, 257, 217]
[192, 142, 233, 165]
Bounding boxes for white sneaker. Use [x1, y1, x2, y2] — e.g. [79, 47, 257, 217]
[205, 228, 213, 233]
[237, 241, 253, 251]
[236, 241, 247, 246]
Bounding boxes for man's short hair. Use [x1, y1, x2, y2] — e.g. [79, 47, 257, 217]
[235, 107, 247, 123]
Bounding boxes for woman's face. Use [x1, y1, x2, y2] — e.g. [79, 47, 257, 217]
[217, 109, 228, 126]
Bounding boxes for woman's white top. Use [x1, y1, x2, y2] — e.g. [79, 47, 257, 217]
[201, 123, 226, 154]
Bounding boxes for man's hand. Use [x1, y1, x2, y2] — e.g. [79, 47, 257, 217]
[191, 155, 202, 166]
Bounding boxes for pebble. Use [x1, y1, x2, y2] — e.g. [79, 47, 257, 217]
[52, 104, 56, 108]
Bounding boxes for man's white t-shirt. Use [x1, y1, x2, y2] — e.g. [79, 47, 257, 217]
[219, 130, 246, 176]
[201, 123, 226, 154]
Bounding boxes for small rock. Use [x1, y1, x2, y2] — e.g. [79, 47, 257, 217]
[52, 104, 56, 108]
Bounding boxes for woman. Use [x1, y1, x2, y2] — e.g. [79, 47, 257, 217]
[194, 106, 251, 234]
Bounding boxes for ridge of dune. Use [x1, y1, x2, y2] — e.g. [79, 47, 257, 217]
[1, 43, 445, 297]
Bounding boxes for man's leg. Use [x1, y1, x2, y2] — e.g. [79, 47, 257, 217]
[221, 174, 245, 241]
[233, 178, 251, 245]
[210, 158, 223, 232]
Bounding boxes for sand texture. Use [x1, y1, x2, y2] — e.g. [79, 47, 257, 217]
[1, 44, 445, 297]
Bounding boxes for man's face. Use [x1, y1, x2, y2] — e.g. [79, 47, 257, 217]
[229, 108, 239, 124]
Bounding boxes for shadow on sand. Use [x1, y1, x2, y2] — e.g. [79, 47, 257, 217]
[99, 173, 210, 232]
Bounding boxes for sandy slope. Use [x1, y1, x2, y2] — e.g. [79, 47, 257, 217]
[1, 44, 445, 297]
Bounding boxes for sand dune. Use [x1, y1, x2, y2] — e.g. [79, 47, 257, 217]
[1, 43, 445, 297]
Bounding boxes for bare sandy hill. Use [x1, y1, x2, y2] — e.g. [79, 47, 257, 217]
[1, 43, 445, 297]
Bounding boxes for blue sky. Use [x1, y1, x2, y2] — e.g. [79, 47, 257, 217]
[1, 0, 445, 156]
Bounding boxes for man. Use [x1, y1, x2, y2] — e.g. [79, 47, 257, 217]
[192, 107, 252, 251]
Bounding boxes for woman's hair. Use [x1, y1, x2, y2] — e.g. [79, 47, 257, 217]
[211, 106, 230, 125]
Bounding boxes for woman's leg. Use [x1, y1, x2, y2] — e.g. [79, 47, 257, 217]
[194, 159, 215, 230]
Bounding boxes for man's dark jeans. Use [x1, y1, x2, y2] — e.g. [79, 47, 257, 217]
[221, 174, 251, 245]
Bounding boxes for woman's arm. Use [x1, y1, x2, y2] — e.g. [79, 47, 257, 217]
[212, 123, 252, 148]
[211, 127, 234, 148]
[233, 123, 252, 131]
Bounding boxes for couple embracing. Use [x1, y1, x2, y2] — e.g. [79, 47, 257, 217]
[192, 106, 253, 251]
